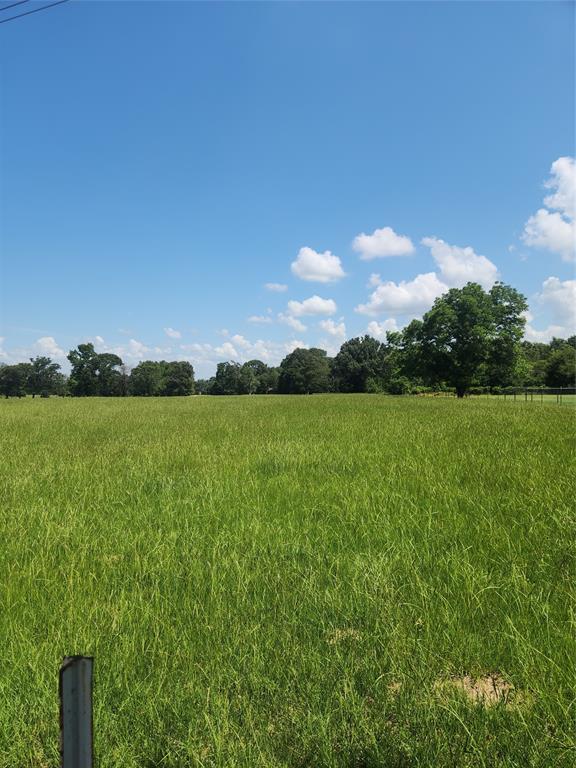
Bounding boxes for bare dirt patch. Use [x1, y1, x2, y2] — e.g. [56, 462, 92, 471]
[326, 628, 362, 645]
[435, 674, 514, 706]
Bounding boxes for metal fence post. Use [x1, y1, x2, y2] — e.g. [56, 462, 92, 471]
[60, 656, 93, 768]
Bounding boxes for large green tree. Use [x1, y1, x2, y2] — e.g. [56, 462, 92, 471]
[545, 344, 576, 387]
[418, 282, 527, 397]
[331, 335, 388, 392]
[278, 348, 331, 394]
[28, 356, 62, 397]
[161, 361, 195, 396]
[209, 362, 243, 395]
[129, 361, 164, 396]
[0, 363, 31, 398]
[96, 353, 124, 396]
[67, 343, 100, 396]
[67, 344, 125, 396]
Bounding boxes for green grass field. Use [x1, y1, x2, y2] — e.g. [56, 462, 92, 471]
[0, 395, 574, 767]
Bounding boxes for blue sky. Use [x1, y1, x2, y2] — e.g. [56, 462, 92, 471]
[1, 0, 574, 376]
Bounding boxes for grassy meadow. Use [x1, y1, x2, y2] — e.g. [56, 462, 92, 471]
[0, 395, 574, 767]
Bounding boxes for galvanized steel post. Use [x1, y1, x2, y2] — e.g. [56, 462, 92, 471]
[59, 656, 93, 768]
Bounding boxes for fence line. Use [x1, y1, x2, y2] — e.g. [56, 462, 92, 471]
[488, 387, 575, 404]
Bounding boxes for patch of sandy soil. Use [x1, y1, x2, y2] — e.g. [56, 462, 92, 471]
[435, 674, 515, 706]
[326, 628, 362, 645]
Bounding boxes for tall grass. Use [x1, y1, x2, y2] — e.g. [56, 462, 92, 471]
[0, 395, 574, 767]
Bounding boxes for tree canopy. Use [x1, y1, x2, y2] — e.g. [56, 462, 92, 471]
[1, 282, 574, 398]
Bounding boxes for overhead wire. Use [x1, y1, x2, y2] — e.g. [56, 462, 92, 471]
[0, 0, 70, 25]
[0, 1, 31, 12]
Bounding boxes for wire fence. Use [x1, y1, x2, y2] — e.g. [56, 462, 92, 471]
[469, 386, 576, 404]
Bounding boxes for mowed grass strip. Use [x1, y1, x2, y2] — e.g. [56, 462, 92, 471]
[0, 395, 574, 767]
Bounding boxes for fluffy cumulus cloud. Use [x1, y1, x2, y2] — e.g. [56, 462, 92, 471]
[537, 276, 576, 328]
[265, 282, 288, 292]
[248, 314, 273, 324]
[164, 327, 181, 339]
[356, 272, 446, 317]
[356, 232, 498, 319]
[33, 336, 66, 359]
[352, 226, 415, 260]
[522, 157, 575, 262]
[278, 313, 307, 332]
[544, 156, 576, 218]
[291, 246, 346, 283]
[181, 336, 308, 372]
[319, 319, 346, 340]
[286, 295, 337, 317]
[92, 335, 170, 363]
[524, 277, 576, 341]
[367, 319, 399, 340]
[422, 236, 499, 290]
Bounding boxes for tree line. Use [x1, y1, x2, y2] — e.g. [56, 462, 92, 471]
[1, 282, 575, 399]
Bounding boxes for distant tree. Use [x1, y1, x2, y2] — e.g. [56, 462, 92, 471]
[545, 344, 576, 387]
[418, 282, 527, 397]
[161, 361, 194, 396]
[67, 343, 100, 396]
[194, 378, 213, 395]
[259, 365, 280, 394]
[238, 360, 279, 394]
[521, 341, 551, 386]
[210, 362, 243, 395]
[129, 361, 164, 396]
[278, 348, 331, 394]
[27, 356, 61, 397]
[332, 335, 388, 392]
[0, 363, 31, 398]
[485, 283, 529, 388]
[387, 321, 425, 389]
[52, 372, 69, 396]
[95, 353, 123, 396]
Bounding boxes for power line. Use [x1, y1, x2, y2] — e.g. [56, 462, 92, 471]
[0, 1, 31, 11]
[0, 0, 70, 25]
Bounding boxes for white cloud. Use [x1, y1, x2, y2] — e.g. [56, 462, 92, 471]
[522, 156, 575, 262]
[522, 209, 575, 262]
[125, 339, 148, 359]
[367, 319, 399, 340]
[319, 319, 346, 340]
[278, 313, 307, 332]
[229, 334, 252, 350]
[537, 276, 576, 328]
[524, 323, 568, 343]
[92, 335, 153, 363]
[352, 226, 415, 260]
[524, 277, 576, 341]
[215, 341, 239, 359]
[422, 236, 499, 290]
[368, 273, 382, 287]
[356, 272, 447, 317]
[544, 156, 575, 219]
[182, 336, 308, 370]
[291, 246, 346, 283]
[248, 315, 273, 324]
[34, 336, 66, 359]
[287, 295, 337, 317]
[265, 282, 288, 292]
[164, 327, 181, 339]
